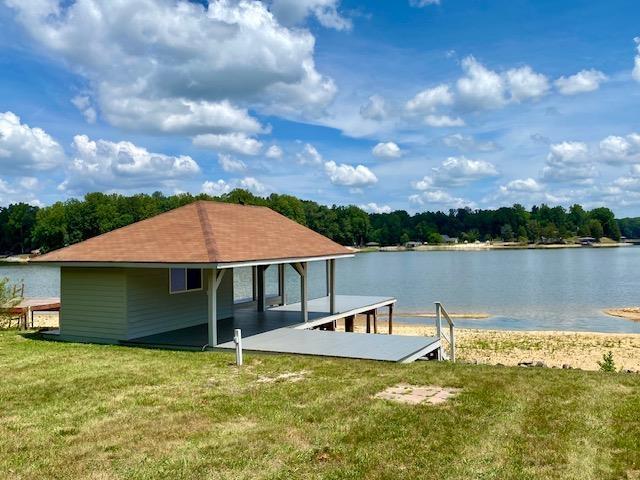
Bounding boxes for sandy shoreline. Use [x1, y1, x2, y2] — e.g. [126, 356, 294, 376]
[344, 316, 640, 372]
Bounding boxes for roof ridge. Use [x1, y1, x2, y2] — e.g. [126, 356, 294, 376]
[196, 201, 220, 262]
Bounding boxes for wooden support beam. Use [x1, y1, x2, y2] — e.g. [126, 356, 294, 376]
[345, 314, 355, 333]
[373, 309, 378, 334]
[366, 312, 371, 333]
[388, 304, 393, 335]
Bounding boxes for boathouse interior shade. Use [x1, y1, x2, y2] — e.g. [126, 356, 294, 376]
[32, 201, 353, 265]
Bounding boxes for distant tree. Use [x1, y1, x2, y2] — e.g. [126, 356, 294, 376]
[517, 226, 528, 243]
[461, 229, 480, 243]
[589, 207, 620, 240]
[587, 219, 604, 240]
[399, 232, 410, 245]
[500, 224, 514, 241]
[427, 232, 443, 244]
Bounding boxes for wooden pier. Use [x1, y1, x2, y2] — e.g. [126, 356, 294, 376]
[4, 298, 60, 329]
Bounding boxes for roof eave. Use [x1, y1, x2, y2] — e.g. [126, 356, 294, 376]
[31, 253, 354, 269]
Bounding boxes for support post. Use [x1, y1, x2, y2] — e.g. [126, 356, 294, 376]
[366, 312, 371, 333]
[435, 302, 442, 338]
[450, 322, 456, 362]
[278, 263, 286, 305]
[373, 309, 378, 334]
[388, 304, 393, 335]
[300, 262, 308, 322]
[256, 265, 267, 312]
[251, 266, 257, 301]
[207, 269, 218, 347]
[435, 302, 442, 361]
[329, 258, 336, 314]
[325, 260, 330, 296]
[345, 314, 355, 333]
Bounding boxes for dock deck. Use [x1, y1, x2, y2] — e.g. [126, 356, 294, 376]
[217, 328, 439, 363]
[123, 295, 437, 362]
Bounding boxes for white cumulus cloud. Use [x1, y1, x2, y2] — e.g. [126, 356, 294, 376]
[71, 95, 97, 124]
[406, 84, 454, 114]
[360, 94, 388, 121]
[541, 141, 596, 183]
[456, 56, 507, 110]
[265, 145, 283, 159]
[269, 0, 351, 30]
[372, 142, 402, 158]
[599, 134, 640, 164]
[505, 66, 550, 101]
[217, 154, 247, 173]
[296, 143, 324, 165]
[324, 160, 378, 187]
[202, 179, 232, 196]
[193, 133, 262, 155]
[6, 0, 335, 134]
[0, 111, 65, 172]
[359, 202, 392, 214]
[61, 135, 199, 193]
[415, 156, 498, 187]
[409, 190, 474, 210]
[554, 69, 607, 95]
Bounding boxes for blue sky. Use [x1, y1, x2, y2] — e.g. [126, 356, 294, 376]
[1, 0, 640, 215]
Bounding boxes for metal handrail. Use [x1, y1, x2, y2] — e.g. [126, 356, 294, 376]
[434, 301, 456, 362]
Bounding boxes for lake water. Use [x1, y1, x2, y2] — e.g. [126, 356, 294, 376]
[2, 247, 639, 333]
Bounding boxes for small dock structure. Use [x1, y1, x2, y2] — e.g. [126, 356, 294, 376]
[34, 200, 451, 363]
[5, 298, 60, 329]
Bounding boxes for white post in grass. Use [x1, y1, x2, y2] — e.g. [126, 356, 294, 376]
[234, 328, 243, 366]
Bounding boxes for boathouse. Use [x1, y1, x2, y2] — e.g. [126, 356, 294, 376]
[34, 201, 448, 362]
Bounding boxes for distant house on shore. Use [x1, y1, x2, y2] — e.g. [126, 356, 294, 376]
[578, 236, 596, 246]
[404, 241, 422, 249]
[365, 241, 380, 247]
[441, 235, 459, 244]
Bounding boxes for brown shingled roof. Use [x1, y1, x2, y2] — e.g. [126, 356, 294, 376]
[33, 201, 352, 264]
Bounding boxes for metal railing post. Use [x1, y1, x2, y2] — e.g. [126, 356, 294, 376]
[449, 322, 455, 362]
[435, 302, 442, 339]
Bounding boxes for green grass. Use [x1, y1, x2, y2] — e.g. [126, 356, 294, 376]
[0, 331, 639, 480]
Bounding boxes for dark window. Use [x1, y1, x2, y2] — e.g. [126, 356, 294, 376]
[169, 268, 202, 294]
[170, 268, 186, 293]
[186, 268, 202, 290]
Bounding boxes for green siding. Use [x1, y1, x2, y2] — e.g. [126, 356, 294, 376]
[59, 267, 236, 343]
[125, 268, 234, 340]
[60, 267, 127, 341]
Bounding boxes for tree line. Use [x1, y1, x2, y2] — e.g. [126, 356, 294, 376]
[0, 189, 638, 254]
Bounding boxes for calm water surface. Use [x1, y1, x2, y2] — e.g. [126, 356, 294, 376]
[2, 247, 639, 333]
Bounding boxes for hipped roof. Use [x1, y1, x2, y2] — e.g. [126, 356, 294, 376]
[34, 201, 352, 265]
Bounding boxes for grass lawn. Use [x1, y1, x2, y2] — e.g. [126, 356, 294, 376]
[1, 331, 639, 479]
